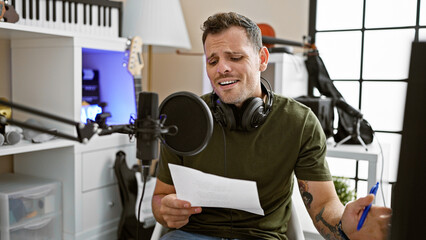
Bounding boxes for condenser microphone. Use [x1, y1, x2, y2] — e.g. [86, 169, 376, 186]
[136, 92, 160, 179]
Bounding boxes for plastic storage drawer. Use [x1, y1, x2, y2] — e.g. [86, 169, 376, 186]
[6, 213, 61, 240]
[0, 173, 61, 240]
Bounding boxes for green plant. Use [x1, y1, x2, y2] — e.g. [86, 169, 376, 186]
[333, 176, 356, 205]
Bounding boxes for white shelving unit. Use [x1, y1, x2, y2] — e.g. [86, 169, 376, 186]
[0, 22, 137, 240]
[0, 139, 75, 156]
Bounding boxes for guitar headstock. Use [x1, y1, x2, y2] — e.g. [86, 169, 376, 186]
[126, 36, 144, 78]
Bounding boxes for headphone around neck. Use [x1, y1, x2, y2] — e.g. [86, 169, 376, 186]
[210, 78, 273, 131]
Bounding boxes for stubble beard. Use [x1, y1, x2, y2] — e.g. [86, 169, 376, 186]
[212, 73, 259, 107]
[216, 85, 257, 107]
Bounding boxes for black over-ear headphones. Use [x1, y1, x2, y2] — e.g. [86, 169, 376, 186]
[210, 78, 273, 131]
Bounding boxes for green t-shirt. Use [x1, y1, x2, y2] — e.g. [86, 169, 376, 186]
[157, 93, 332, 239]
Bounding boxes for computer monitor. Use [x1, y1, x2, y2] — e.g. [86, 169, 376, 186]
[390, 42, 426, 239]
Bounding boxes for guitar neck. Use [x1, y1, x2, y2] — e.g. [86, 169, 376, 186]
[126, 36, 144, 110]
[134, 76, 142, 107]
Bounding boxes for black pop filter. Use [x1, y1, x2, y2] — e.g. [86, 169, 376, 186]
[159, 91, 213, 156]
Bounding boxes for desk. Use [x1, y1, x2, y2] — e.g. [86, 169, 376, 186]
[326, 141, 383, 191]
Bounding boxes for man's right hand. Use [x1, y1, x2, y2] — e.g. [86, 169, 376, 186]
[159, 193, 202, 229]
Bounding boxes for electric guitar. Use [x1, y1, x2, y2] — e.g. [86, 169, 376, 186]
[114, 151, 155, 240]
[0, 1, 19, 23]
[126, 36, 144, 109]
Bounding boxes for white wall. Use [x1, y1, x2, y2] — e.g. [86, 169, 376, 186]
[0, 39, 11, 99]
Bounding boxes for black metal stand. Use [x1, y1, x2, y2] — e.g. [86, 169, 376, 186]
[0, 98, 98, 143]
[334, 117, 368, 151]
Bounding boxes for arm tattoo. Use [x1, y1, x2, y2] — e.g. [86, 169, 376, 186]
[299, 180, 313, 209]
[315, 207, 342, 240]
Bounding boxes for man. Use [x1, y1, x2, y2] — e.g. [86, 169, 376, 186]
[152, 12, 391, 240]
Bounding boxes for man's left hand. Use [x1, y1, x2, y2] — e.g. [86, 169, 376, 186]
[341, 194, 392, 240]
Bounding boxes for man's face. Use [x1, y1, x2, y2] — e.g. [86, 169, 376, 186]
[204, 26, 268, 107]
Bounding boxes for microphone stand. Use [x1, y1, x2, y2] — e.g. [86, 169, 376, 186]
[332, 98, 368, 151]
[0, 98, 98, 143]
[0, 98, 169, 143]
[334, 117, 368, 151]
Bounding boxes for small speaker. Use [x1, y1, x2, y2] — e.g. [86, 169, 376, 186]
[0, 134, 4, 145]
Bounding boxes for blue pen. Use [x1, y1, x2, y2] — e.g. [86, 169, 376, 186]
[357, 182, 379, 231]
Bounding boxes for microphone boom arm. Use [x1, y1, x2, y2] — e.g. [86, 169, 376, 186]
[0, 99, 178, 144]
[0, 98, 98, 143]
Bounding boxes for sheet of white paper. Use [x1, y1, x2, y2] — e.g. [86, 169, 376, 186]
[169, 163, 264, 215]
